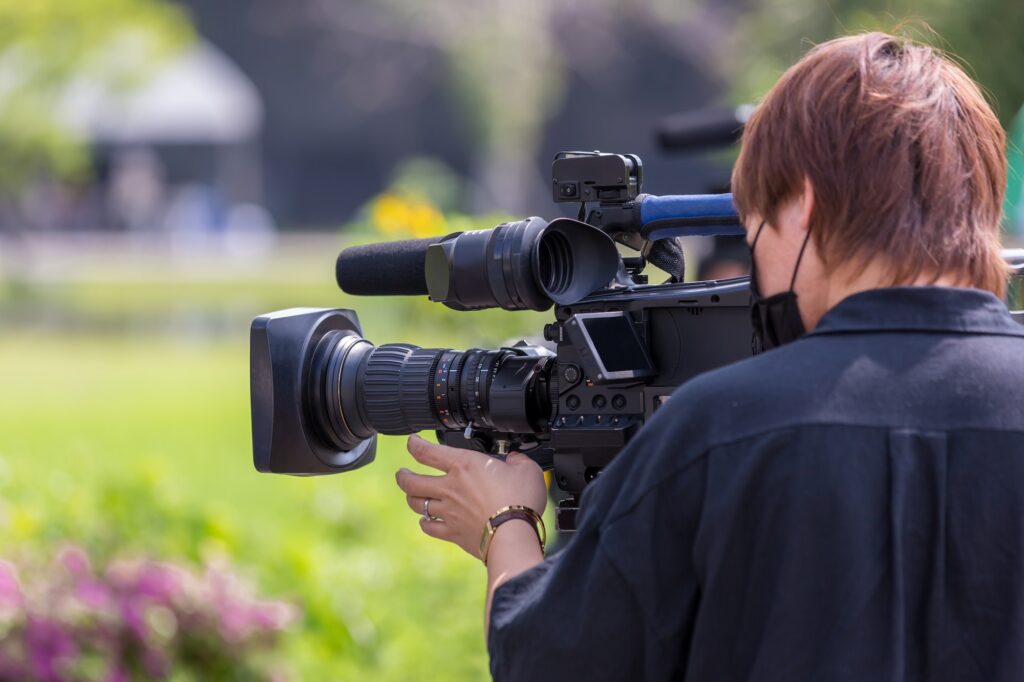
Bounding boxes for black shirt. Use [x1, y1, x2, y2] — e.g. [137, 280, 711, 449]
[488, 287, 1024, 682]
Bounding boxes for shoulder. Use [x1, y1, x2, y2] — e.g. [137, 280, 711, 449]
[580, 342, 814, 524]
[670, 322, 1024, 439]
[664, 336, 829, 447]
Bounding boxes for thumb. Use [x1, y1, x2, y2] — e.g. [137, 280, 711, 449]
[505, 452, 533, 467]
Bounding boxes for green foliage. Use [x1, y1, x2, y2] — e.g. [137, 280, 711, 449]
[0, 0, 193, 190]
[1006, 105, 1024, 236]
[732, 0, 1024, 124]
[0, 256, 547, 679]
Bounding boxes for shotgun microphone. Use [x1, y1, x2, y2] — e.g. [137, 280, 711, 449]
[335, 237, 437, 296]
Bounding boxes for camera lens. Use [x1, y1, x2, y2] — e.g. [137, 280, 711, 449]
[309, 338, 555, 449]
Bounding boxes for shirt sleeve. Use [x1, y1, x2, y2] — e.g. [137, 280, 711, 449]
[487, 450, 708, 682]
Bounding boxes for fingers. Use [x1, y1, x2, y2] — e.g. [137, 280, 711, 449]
[502, 451, 534, 467]
[406, 494, 426, 514]
[395, 467, 446, 499]
[419, 517, 453, 541]
[407, 434, 457, 473]
[505, 452, 530, 466]
[406, 494, 448, 518]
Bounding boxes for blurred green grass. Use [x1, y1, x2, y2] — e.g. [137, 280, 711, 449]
[0, 255, 548, 680]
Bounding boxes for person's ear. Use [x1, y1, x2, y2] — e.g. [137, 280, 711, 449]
[797, 175, 815, 233]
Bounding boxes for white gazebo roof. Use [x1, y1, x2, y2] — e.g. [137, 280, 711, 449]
[59, 40, 263, 145]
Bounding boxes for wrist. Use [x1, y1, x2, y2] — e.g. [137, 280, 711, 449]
[485, 520, 543, 567]
[491, 517, 539, 542]
[479, 505, 546, 565]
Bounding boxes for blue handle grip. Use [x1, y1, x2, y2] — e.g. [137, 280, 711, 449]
[639, 193, 743, 239]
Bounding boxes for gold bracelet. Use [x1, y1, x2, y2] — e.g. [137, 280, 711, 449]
[479, 505, 546, 566]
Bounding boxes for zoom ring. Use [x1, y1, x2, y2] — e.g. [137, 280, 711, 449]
[363, 345, 442, 434]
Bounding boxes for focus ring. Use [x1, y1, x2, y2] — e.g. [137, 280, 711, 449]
[363, 344, 441, 434]
[399, 349, 442, 431]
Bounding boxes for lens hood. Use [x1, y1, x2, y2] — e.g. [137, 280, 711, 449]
[250, 308, 376, 474]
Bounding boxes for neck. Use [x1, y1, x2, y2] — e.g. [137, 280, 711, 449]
[802, 261, 966, 330]
[825, 261, 965, 311]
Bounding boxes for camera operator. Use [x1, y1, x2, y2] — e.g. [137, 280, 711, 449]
[395, 32, 1024, 681]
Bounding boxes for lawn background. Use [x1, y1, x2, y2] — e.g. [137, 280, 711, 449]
[0, 237, 547, 680]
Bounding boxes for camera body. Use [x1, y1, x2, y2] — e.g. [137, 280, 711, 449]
[250, 151, 761, 530]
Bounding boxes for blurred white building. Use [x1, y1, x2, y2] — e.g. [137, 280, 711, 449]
[54, 40, 275, 258]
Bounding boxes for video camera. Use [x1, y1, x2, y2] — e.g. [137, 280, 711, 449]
[249, 151, 753, 531]
[248, 150, 1024, 531]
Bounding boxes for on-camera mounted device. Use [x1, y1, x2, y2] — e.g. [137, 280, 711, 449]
[249, 150, 1024, 531]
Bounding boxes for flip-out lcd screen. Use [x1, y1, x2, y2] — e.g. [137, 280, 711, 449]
[564, 311, 656, 383]
[581, 315, 654, 373]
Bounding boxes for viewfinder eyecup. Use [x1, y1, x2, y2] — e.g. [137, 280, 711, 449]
[424, 217, 618, 311]
[538, 218, 619, 305]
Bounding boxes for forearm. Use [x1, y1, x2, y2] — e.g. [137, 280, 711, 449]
[484, 520, 545, 633]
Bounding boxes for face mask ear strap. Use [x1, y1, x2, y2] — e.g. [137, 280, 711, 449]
[750, 219, 768, 252]
[789, 231, 812, 291]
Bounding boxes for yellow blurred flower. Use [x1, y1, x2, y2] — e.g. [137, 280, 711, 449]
[369, 193, 446, 239]
[9, 505, 39, 540]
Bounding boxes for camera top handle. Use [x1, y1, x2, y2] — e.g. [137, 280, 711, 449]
[553, 152, 744, 271]
[638, 194, 744, 239]
[580, 190, 743, 244]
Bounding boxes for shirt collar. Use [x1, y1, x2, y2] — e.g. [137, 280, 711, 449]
[807, 286, 1024, 338]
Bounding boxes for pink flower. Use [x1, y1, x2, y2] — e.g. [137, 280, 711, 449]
[0, 548, 298, 680]
[0, 561, 23, 608]
[57, 546, 92, 580]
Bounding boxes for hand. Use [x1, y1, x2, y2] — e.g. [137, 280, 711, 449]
[395, 434, 547, 559]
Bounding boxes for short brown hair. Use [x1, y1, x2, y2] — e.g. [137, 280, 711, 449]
[732, 32, 1008, 296]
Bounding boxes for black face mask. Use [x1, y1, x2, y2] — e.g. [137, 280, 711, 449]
[749, 220, 812, 352]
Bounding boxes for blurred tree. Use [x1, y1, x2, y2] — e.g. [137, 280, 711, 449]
[301, 0, 730, 214]
[0, 0, 192, 191]
[729, 0, 1024, 125]
[1006, 105, 1024, 237]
